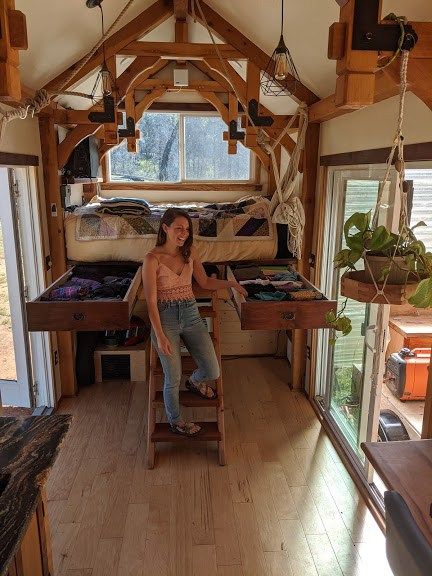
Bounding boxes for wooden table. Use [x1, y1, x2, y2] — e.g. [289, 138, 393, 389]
[362, 439, 432, 546]
[388, 315, 432, 356]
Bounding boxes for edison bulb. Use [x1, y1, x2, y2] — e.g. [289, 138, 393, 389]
[274, 51, 289, 81]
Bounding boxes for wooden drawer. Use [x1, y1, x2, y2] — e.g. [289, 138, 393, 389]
[227, 265, 336, 330]
[26, 264, 142, 331]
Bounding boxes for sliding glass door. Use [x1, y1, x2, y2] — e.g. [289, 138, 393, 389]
[316, 168, 397, 468]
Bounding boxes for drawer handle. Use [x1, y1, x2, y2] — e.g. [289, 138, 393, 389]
[281, 312, 295, 321]
[73, 313, 86, 321]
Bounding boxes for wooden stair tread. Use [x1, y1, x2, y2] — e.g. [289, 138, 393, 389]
[154, 390, 220, 407]
[151, 422, 221, 442]
[198, 306, 217, 318]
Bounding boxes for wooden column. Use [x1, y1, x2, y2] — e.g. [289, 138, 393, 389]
[0, 0, 27, 101]
[291, 123, 321, 390]
[38, 116, 77, 397]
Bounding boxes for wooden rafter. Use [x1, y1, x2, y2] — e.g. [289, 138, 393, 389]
[120, 41, 242, 60]
[0, 0, 28, 101]
[134, 79, 226, 92]
[43, 0, 173, 94]
[116, 57, 169, 101]
[174, 0, 188, 43]
[57, 124, 103, 170]
[204, 58, 296, 154]
[188, 0, 319, 105]
[134, 87, 166, 121]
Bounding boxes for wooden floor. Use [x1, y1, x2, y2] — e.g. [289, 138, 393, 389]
[46, 358, 393, 576]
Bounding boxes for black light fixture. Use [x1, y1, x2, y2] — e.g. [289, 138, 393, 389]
[260, 0, 301, 97]
[87, 0, 115, 100]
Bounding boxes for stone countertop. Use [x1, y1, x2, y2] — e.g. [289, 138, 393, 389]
[0, 415, 71, 576]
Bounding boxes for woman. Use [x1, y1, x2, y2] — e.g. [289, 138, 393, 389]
[143, 208, 248, 436]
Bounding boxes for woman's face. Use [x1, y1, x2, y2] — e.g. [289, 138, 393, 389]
[163, 216, 190, 248]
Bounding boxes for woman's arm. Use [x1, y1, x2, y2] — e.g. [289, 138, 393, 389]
[192, 250, 248, 296]
[143, 254, 172, 355]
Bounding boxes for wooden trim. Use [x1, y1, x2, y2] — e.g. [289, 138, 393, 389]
[43, 0, 173, 93]
[321, 141, 432, 166]
[149, 102, 218, 112]
[101, 182, 262, 192]
[0, 152, 38, 166]
[422, 359, 432, 438]
[135, 79, 227, 92]
[189, 0, 318, 105]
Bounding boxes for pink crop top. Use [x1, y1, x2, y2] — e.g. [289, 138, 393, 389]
[154, 256, 195, 302]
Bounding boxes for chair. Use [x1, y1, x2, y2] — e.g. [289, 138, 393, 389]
[384, 490, 432, 576]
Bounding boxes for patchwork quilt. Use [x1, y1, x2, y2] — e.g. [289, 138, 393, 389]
[74, 197, 273, 242]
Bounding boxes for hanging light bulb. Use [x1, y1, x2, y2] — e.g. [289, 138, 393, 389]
[274, 36, 289, 80]
[100, 62, 112, 95]
[260, 0, 301, 96]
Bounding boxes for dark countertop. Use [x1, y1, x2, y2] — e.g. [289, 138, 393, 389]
[0, 415, 71, 576]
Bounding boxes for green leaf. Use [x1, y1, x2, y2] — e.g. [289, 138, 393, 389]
[346, 231, 364, 252]
[369, 226, 394, 252]
[408, 276, 432, 308]
[325, 310, 337, 324]
[344, 212, 370, 240]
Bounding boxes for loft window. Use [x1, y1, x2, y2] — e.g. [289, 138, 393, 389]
[108, 112, 252, 183]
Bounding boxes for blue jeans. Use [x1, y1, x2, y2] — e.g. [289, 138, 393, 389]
[151, 299, 220, 424]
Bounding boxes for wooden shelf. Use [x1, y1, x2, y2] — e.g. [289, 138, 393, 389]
[151, 422, 221, 442]
[341, 271, 418, 305]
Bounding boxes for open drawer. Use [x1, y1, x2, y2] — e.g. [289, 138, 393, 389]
[227, 265, 336, 330]
[26, 264, 142, 331]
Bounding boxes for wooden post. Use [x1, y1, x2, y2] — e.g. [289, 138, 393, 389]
[0, 0, 27, 101]
[291, 123, 321, 390]
[245, 61, 259, 148]
[124, 91, 138, 153]
[39, 116, 77, 397]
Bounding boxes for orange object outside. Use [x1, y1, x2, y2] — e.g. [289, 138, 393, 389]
[400, 348, 431, 401]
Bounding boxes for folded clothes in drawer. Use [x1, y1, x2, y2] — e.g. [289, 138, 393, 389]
[26, 263, 142, 331]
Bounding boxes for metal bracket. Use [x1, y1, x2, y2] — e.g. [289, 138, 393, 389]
[248, 99, 274, 127]
[229, 119, 245, 141]
[88, 94, 116, 123]
[118, 116, 136, 137]
[352, 0, 418, 52]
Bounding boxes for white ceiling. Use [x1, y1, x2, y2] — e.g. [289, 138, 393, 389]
[15, 0, 432, 113]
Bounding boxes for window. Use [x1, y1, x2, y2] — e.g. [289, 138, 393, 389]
[109, 113, 251, 182]
[406, 168, 432, 252]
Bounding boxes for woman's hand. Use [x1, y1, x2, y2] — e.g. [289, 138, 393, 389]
[157, 332, 173, 356]
[230, 281, 248, 298]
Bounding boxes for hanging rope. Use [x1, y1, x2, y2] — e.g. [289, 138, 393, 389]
[0, 0, 136, 140]
[363, 49, 410, 304]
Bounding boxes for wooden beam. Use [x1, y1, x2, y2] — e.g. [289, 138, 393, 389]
[53, 108, 123, 125]
[188, 0, 318, 105]
[204, 58, 296, 154]
[245, 61, 259, 148]
[410, 22, 432, 59]
[115, 57, 167, 99]
[124, 91, 138, 153]
[173, 0, 188, 21]
[407, 59, 432, 111]
[135, 79, 227, 92]
[149, 102, 217, 112]
[199, 91, 228, 124]
[0, 0, 27, 101]
[120, 41, 242, 60]
[57, 124, 102, 170]
[43, 0, 173, 94]
[422, 360, 432, 438]
[38, 116, 76, 396]
[134, 87, 166, 121]
[101, 181, 262, 192]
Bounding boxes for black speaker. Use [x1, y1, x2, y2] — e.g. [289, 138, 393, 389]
[63, 135, 99, 179]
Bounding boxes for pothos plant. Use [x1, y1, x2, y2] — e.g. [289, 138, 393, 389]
[325, 211, 432, 341]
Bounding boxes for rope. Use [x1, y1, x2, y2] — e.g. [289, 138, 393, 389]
[0, 0, 136, 140]
[361, 49, 410, 301]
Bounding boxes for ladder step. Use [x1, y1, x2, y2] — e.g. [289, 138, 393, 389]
[154, 390, 220, 407]
[199, 306, 216, 318]
[151, 422, 221, 442]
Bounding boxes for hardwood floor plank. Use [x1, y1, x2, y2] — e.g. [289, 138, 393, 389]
[279, 519, 318, 576]
[264, 550, 294, 576]
[193, 544, 218, 576]
[217, 566, 245, 576]
[290, 485, 326, 535]
[190, 444, 215, 545]
[60, 458, 99, 524]
[92, 538, 122, 576]
[51, 522, 81, 576]
[101, 453, 135, 539]
[265, 463, 298, 521]
[208, 460, 242, 566]
[306, 534, 344, 576]
[116, 502, 149, 576]
[143, 485, 172, 576]
[233, 502, 268, 576]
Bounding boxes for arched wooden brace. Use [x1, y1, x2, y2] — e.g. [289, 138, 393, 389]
[57, 124, 103, 170]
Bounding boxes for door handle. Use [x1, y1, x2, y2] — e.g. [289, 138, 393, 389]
[73, 313, 86, 321]
[281, 312, 295, 321]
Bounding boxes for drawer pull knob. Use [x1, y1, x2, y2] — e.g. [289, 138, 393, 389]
[281, 312, 295, 321]
[73, 313, 86, 321]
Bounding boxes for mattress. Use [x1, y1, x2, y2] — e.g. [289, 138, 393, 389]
[65, 198, 278, 263]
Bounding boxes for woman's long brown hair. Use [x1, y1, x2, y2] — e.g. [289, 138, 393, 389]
[156, 208, 194, 262]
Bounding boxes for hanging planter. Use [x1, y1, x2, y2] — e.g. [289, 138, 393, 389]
[340, 271, 419, 305]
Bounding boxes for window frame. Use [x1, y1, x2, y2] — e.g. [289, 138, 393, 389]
[107, 111, 255, 184]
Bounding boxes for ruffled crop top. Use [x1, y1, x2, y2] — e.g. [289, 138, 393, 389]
[154, 256, 195, 302]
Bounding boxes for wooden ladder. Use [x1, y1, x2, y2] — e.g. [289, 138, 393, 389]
[146, 289, 226, 468]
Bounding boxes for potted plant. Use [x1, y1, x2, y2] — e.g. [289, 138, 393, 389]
[326, 211, 432, 341]
[333, 211, 432, 307]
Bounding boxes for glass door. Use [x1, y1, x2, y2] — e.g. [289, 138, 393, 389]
[316, 168, 397, 466]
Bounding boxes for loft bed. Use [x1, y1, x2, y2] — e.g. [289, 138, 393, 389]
[63, 195, 279, 263]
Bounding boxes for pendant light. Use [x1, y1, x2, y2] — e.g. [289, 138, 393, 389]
[87, 0, 116, 101]
[260, 0, 301, 97]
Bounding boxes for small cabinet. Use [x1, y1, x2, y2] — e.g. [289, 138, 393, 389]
[227, 265, 336, 331]
[26, 263, 142, 332]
